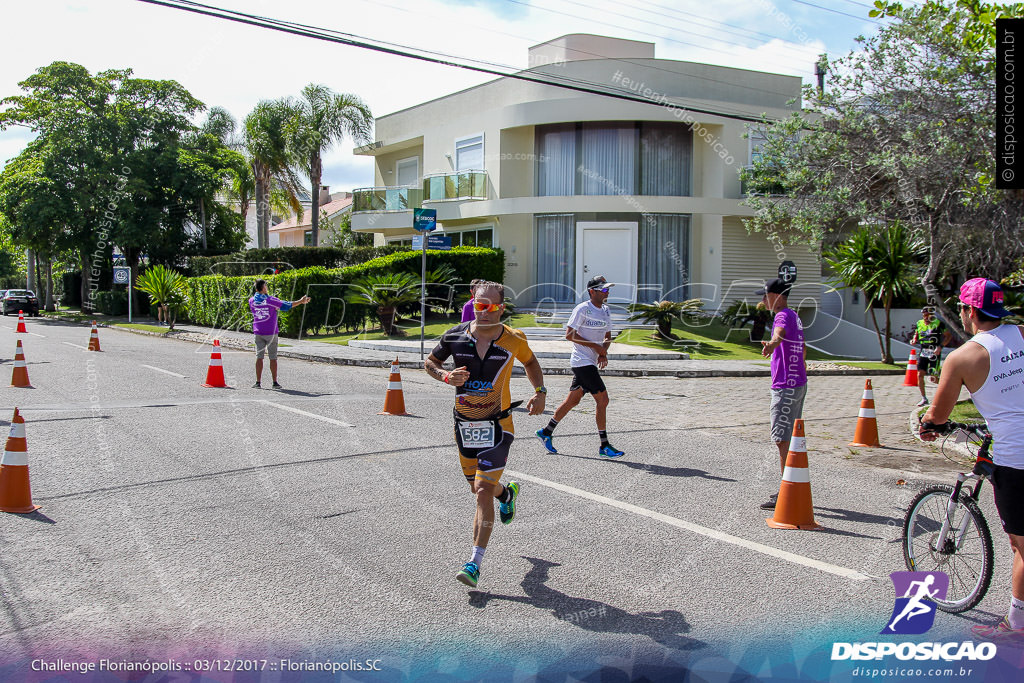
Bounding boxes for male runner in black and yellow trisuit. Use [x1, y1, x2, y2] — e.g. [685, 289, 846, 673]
[425, 281, 547, 588]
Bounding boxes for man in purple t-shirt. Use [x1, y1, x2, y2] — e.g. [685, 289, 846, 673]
[248, 279, 311, 389]
[755, 277, 807, 510]
[461, 279, 482, 323]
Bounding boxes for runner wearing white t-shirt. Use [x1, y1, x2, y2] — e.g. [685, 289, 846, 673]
[536, 276, 624, 458]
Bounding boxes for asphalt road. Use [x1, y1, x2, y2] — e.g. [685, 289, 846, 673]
[0, 317, 1017, 680]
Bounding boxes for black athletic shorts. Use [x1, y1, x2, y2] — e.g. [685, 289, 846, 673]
[569, 364, 607, 395]
[917, 356, 939, 374]
[991, 464, 1024, 536]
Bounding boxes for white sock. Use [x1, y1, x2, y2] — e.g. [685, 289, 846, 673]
[1009, 596, 1024, 629]
[469, 546, 485, 566]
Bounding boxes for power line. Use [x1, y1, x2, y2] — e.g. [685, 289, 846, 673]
[784, 0, 879, 22]
[137, 0, 798, 125]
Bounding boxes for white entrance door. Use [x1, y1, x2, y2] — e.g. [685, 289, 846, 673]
[576, 222, 637, 305]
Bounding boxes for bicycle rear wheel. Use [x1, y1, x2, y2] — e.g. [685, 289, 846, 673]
[903, 484, 994, 613]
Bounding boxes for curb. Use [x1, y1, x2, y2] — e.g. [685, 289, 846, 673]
[41, 314, 906, 378]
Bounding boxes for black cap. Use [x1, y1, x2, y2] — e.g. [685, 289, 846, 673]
[754, 278, 791, 296]
[587, 276, 612, 290]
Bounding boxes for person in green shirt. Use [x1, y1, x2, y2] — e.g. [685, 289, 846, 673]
[911, 306, 952, 406]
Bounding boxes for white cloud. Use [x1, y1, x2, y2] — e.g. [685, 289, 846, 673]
[0, 0, 872, 191]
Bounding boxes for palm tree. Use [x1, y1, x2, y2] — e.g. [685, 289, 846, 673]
[244, 99, 304, 249]
[627, 299, 704, 340]
[290, 84, 372, 246]
[345, 272, 420, 335]
[825, 222, 924, 363]
[135, 264, 187, 330]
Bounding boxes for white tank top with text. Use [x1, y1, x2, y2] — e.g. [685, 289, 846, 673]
[968, 325, 1024, 469]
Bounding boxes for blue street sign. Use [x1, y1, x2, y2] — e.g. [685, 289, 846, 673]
[413, 208, 437, 232]
[113, 267, 130, 284]
[412, 234, 452, 250]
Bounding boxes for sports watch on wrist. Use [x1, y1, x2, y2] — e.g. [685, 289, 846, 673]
[534, 385, 547, 394]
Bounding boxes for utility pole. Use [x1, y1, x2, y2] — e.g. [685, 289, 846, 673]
[815, 54, 827, 96]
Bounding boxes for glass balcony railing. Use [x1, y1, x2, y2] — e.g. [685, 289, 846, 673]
[423, 170, 487, 202]
[352, 186, 423, 213]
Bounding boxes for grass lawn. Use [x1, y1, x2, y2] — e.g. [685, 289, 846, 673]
[308, 312, 559, 345]
[949, 399, 983, 423]
[115, 323, 169, 334]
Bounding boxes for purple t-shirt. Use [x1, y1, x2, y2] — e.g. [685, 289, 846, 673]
[770, 308, 807, 389]
[461, 299, 475, 323]
[249, 294, 292, 336]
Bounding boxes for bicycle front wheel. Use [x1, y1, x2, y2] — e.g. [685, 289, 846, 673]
[903, 484, 994, 613]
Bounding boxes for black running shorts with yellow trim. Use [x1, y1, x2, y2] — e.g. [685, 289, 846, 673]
[454, 425, 514, 487]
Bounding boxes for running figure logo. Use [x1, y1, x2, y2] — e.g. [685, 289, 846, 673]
[881, 571, 949, 635]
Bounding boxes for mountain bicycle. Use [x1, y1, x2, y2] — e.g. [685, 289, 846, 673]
[902, 421, 995, 613]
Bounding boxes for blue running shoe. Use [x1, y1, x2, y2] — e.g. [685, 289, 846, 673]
[536, 429, 558, 454]
[499, 481, 519, 524]
[456, 561, 480, 587]
[599, 444, 625, 458]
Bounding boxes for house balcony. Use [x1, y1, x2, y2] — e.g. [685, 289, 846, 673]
[351, 171, 488, 232]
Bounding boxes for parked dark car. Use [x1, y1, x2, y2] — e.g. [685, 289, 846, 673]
[2, 289, 40, 316]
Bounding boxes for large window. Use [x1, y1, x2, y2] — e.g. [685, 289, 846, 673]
[536, 122, 692, 197]
[455, 134, 484, 171]
[534, 214, 575, 303]
[448, 227, 494, 248]
[396, 156, 419, 186]
[637, 214, 690, 303]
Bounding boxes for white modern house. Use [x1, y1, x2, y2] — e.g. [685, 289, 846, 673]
[351, 33, 822, 312]
[270, 187, 353, 247]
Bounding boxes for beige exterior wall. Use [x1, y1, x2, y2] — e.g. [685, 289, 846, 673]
[354, 36, 807, 308]
[720, 217, 821, 309]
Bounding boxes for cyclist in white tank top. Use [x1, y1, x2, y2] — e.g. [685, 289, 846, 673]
[921, 278, 1024, 640]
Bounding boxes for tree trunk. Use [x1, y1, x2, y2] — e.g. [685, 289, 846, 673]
[45, 260, 54, 312]
[200, 197, 208, 250]
[883, 294, 894, 365]
[26, 248, 35, 292]
[80, 251, 92, 313]
[254, 164, 266, 249]
[127, 247, 140, 318]
[923, 215, 965, 341]
[310, 152, 322, 247]
[378, 305, 396, 335]
[867, 302, 885, 361]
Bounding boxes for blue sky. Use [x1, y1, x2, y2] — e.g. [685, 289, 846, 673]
[0, 0, 883, 194]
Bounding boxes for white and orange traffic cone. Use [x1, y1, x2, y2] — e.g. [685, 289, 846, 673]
[902, 348, 919, 387]
[87, 321, 101, 352]
[202, 339, 230, 388]
[767, 420, 822, 530]
[0, 408, 40, 513]
[16, 311, 27, 334]
[379, 357, 409, 416]
[11, 340, 32, 388]
[850, 379, 882, 447]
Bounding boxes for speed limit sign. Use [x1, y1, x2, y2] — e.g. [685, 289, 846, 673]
[113, 267, 130, 284]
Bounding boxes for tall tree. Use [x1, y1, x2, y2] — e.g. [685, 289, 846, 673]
[290, 84, 372, 246]
[244, 99, 304, 249]
[742, 0, 1024, 336]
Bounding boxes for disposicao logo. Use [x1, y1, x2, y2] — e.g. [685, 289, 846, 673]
[882, 571, 948, 635]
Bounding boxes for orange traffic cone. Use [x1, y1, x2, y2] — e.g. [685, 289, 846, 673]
[16, 311, 27, 333]
[87, 321, 101, 352]
[902, 348, 919, 387]
[11, 340, 32, 388]
[850, 379, 882, 447]
[202, 339, 230, 388]
[379, 357, 409, 416]
[0, 408, 40, 513]
[767, 420, 822, 530]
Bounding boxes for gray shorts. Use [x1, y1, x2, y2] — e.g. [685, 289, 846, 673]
[770, 384, 807, 444]
[255, 334, 278, 360]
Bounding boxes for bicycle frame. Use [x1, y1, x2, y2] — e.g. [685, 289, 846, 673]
[938, 473, 985, 553]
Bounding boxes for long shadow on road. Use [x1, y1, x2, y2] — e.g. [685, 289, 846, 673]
[468, 556, 706, 654]
[552, 452, 736, 482]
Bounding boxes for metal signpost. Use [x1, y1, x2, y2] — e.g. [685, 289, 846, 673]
[113, 253, 131, 323]
[413, 208, 437, 359]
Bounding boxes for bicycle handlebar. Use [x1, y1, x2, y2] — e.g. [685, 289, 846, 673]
[918, 419, 989, 436]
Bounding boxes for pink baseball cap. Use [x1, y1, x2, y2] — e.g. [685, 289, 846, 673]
[959, 278, 1012, 318]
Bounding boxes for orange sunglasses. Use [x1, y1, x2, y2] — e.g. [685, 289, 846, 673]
[473, 301, 505, 313]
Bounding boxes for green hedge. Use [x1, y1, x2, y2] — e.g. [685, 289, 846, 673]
[188, 246, 408, 277]
[92, 290, 128, 316]
[179, 246, 504, 337]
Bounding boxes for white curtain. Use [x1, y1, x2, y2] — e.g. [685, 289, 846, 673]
[580, 123, 636, 195]
[637, 214, 690, 303]
[640, 123, 691, 196]
[536, 124, 576, 196]
[534, 214, 575, 302]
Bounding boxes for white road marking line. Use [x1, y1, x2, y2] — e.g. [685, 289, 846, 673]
[262, 400, 354, 427]
[27, 332, 46, 337]
[61, 342, 89, 350]
[140, 364, 186, 378]
[506, 470, 871, 582]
